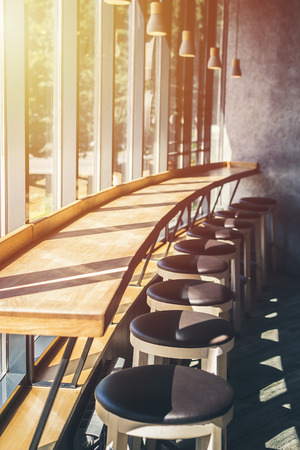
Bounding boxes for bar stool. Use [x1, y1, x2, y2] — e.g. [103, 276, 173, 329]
[229, 202, 268, 286]
[215, 209, 262, 301]
[157, 254, 229, 285]
[130, 310, 235, 379]
[147, 279, 234, 320]
[201, 217, 254, 307]
[240, 196, 277, 271]
[95, 364, 234, 450]
[173, 239, 240, 331]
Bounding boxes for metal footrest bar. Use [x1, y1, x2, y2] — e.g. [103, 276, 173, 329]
[29, 337, 77, 450]
[71, 337, 94, 387]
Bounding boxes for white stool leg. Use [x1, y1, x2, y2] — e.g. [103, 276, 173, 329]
[211, 426, 222, 450]
[217, 353, 228, 380]
[197, 427, 222, 450]
[244, 232, 251, 315]
[260, 214, 267, 285]
[106, 416, 128, 450]
[271, 206, 277, 271]
[206, 347, 227, 380]
[230, 255, 241, 332]
[133, 348, 148, 367]
[195, 437, 202, 450]
[254, 221, 262, 299]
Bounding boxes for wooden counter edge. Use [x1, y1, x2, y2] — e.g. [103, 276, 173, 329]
[0, 161, 259, 269]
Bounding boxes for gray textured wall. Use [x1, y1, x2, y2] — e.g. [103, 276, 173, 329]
[224, 0, 300, 273]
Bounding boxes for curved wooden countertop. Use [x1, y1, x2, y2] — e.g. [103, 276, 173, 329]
[0, 162, 258, 337]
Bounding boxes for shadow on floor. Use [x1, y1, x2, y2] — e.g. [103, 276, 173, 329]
[227, 271, 300, 450]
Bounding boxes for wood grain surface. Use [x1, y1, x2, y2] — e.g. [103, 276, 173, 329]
[0, 163, 258, 337]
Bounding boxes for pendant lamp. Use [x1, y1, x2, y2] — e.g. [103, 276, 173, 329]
[231, 0, 242, 77]
[179, 30, 195, 57]
[207, 47, 222, 69]
[104, 0, 131, 4]
[179, 0, 195, 57]
[231, 58, 242, 77]
[147, 2, 167, 36]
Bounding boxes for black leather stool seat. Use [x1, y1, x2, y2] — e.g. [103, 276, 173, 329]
[216, 209, 260, 221]
[203, 216, 252, 230]
[147, 279, 234, 306]
[130, 310, 235, 348]
[187, 225, 242, 241]
[157, 254, 228, 275]
[95, 364, 234, 424]
[240, 196, 277, 206]
[229, 202, 268, 213]
[174, 238, 235, 256]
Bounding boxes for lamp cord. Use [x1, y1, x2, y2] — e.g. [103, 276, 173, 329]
[235, 0, 240, 58]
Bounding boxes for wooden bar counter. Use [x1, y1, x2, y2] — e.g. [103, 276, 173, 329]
[0, 162, 258, 338]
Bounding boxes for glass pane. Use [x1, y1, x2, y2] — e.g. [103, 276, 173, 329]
[77, 0, 97, 199]
[0, 7, 4, 237]
[113, 5, 130, 185]
[27, 0, 55, 221]
[210, 0, 224, 162]
[143, 4, 160, 177]
[168, 0, 182, 170]
[191, 0, 205, 166]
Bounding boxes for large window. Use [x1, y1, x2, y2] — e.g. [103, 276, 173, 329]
[0, 0, 225, 233]
[0, 1, 4, 237]
[143, 3, 161, 177]
[0, 0, 227, 411]
[210, 0, 224, 162]
[27, 0, 55, 221]
[168, 0, 182, 170]
[191, 0, 206, 166]
[113, 4, 130, 185]
[77, 0, 97, 199]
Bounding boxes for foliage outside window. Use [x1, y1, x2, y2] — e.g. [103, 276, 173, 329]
[210, 0, 224, 162]
[77, 0, 97, 199]
[113, 5, 130, 185]
[27, 0, 55, 222]
[143, 3, 160, 177]
[168, 0, 181, 170]
[191, 0, 205, 166]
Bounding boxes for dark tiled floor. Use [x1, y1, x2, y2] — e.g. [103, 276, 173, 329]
[91, 271, 300, 450]
[157, 271, 300, 450]
[227, 271, 300, 450]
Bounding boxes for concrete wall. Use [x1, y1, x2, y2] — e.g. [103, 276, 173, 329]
[224, 0, 300, 273]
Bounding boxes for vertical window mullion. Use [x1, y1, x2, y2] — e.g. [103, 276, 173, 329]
[129, 0, 144, 181]
[93, 0, 102, 193]
[53, 0, 62, 210]
[158, 37, 169, 173]
[100, 2, 114, 190]
[78, 0, 98, 199]
[61, 0, 77, 206]
[0, 0, 5, 236]
[5, 0, 26, 232]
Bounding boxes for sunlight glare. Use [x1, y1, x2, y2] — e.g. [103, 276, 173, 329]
[265, 427, 299, 448]
[265, 312, 278, 318]
[260, 355, 283, 371]
[261, 329, 279, 342]
[282, 403, 291, 410]
[259, 378, 287, 402]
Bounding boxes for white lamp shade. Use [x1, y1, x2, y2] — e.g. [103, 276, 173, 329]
[231, 58, 242, 77]
[179, 30, 195, 57]
[147, 2, 167, 36]
[207, 47, 222, 69]
[104, 0, 131, 4]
